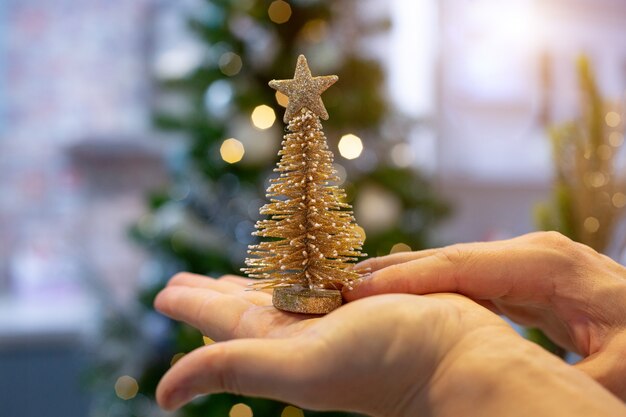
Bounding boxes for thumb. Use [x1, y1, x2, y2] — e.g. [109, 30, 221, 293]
[156, 338, 317, 411]
[574, 334, 626, 401]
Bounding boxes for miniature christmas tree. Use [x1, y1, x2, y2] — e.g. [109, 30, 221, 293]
[243, 55, 366, 314]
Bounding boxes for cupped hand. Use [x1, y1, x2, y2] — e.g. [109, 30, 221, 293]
[153, 272, 519, 416]
[346, 231, 626, 399]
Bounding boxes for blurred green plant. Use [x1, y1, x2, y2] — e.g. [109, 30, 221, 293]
[532, 55, 626, 356]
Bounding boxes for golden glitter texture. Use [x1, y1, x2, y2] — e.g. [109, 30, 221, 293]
[243, 56, 365, 308]
[273, 286, 342, 314]
[269, 55, 337, 123]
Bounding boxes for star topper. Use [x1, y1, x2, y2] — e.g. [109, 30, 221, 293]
[269, 55, 338, 123]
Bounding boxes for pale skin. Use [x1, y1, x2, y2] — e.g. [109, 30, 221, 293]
[154, 231, 626, 416]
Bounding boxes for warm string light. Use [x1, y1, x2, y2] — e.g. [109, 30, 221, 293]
[281, 406, 305, 417]
[584, 216, 600, 233]
[268, 0, 291, 24]
[170, 352, 185, 366]
[229, 403, 253, 417]
[390, 243, 411, 254]
[612, 192, 626, 208]
[275, 91, 289, 107]
[220, 138, 245, 163]
[338, 134, 363, 159]
[251, 105, 276, 129]
[115, 376, 139, 400]
[605, 111, 621, 128]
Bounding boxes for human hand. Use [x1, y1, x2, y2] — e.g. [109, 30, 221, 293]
[346, 231, 626, 400]
[153, 273, 521, 416]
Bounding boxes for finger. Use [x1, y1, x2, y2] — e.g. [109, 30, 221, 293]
[218, 275, 257, 287]
[155, 285, 301, 340]
[167, 273, 271, 304]
[157, 339, 316, 411]
[168, 272, 247, 295]
[155, 285, 253, 340]
[345, 240, 555, 304]
[574, 335, 626, 401]
[219, 275, 274, 296]
[355, 249, 438, 273]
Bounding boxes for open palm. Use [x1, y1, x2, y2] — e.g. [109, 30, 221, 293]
[153, 273, 516, 416]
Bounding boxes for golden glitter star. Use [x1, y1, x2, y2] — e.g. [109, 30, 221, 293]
[269, 54, 338, 123]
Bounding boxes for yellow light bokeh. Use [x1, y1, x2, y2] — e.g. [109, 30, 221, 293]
[219, 52, 243, 76]
[338, 134, 363, 160]
[275, 91, 289, 108]
[268, 0, 291, 24]
[115, 375, 139, 400]
[390, 243, 411, 254]
[589, 171, 607, 188]
[251, 105, 276, 129]
[220, 138, 245, 164]
[584, 216, 600, 233]
[612, 192, 626, 208]
[230, 403, 253, 417]
[281, 406, 305, 417]
[609, 131, 624, 147]
[171, 352, 185, 366]
[203, 335, 215, 345]
[605, 111, 621, 128]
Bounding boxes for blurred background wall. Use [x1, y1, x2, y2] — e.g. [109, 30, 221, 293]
[0, 0, 625, 416]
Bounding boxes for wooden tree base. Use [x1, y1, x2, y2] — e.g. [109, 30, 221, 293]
[272, 286, 342, 314]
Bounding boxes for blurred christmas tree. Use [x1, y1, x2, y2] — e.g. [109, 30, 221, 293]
[532, 55, 626, 356]
[93, 1, 449, 416]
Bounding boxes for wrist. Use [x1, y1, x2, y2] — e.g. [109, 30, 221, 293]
[419, 331, 626, 417]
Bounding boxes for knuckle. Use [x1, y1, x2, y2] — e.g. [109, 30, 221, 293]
[529, 231, 572, 248]
[435, 244, 467, 268]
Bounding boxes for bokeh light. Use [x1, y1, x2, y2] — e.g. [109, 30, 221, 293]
[390, 143, 414, 167]
[170, 352, 185, 366]
[219, 52, 243, 76]
[220, 138, 245, 164]
[275, 91, 289, 107]
[338, 134, 363, 160]
[612, 192, 626, 208]
[281, 406, 305, 417]
[609, 131, 624, 147]
[115, 376, 139, 400]
[268, 0, 291, 24]
[251, 105, 276, 129]
[583, 216, 600, 233]
[229, 403, 253, 417]
[605, 111, 621, 128]
[390, 243, 411, 254]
